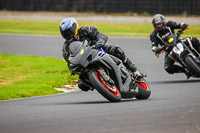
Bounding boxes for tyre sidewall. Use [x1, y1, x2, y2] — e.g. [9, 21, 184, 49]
[135, 79, 151, 99]
[89, 71, 121, 102]
[185, 55, 200, 76]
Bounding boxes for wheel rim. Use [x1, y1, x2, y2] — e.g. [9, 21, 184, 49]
[136, 81, 148, 90]
[96, 72, 120, 96]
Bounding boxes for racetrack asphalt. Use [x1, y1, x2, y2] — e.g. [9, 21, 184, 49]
[0, 34, 200, 133]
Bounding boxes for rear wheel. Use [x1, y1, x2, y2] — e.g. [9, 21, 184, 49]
[89, 71, 121, 102]
[135, 79, 151, 99]
[184, 56, 200, 76]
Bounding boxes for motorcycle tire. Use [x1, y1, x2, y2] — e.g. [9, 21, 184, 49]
[135, 79, 151, 99]
[89, 71, 121, 102]
[184, 56, 200, 76]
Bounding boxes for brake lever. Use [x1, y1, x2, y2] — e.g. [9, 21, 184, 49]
[155, 50, 164, 58]
[155, 46, 165, 58]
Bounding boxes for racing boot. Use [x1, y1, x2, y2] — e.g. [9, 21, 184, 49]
[123, 57, 137, 72]
[123, 58, 142, 81]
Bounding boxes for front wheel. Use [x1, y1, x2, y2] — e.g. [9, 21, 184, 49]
[89, 71, 121, 102]
[135, 79, 151, 99]
[184, 56, 200, 76]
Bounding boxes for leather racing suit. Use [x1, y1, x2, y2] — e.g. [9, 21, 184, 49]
[63, 26, 137, 91]
[150, 21, 200, 75]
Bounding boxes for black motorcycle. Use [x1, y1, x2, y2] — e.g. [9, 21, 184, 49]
[68, 41, 151, 102]
[156, 31, 200, 78]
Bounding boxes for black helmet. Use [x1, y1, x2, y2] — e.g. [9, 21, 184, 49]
[152, 14, 166, 32]
[59, 18, 79, 40]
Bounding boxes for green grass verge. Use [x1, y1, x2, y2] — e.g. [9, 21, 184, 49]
[0, 19, 199, 38]
[0, 54, 78, 100]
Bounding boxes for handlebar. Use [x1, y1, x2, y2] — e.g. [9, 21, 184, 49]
[155, 24, 190, 58]
[155, 45, 165, 58]
[155, 50, 164, 58]
[176, 24, 190, 40]
[181, 24, 190, 34]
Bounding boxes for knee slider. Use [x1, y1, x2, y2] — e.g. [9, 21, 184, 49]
[164, 65, 174, 74]
[115, 47, 126, 59]
[78, 80, 90, 91]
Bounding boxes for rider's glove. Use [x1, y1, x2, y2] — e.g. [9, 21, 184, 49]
[179, 23, 190, 34]
[95, 39, 105, 48]
[155, 47, 164, 54]
[181, 23, 189, 30]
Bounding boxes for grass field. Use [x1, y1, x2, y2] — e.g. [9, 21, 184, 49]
[0, 19, 199, 38]
[0, 54, 78, 100]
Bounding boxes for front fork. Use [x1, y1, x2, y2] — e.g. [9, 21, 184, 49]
[97, 66, 115, 86]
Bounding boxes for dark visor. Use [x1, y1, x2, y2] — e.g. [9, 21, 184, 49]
[62, 28, 74, 40]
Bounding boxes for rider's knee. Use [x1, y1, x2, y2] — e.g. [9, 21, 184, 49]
[164, 65, 174, 74]
[190, 37, 199, 44]
[190, 37, 200, 47]
[105, 45, 126, 60]
[78, 80, 90, 91]
[114, 46, 126, 59]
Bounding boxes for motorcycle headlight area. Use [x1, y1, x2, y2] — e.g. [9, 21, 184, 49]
[173, 43, 184, 55]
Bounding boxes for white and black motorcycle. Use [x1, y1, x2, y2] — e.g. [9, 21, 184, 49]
[156, 31, 200, 78]
[68, 41, 151, 102]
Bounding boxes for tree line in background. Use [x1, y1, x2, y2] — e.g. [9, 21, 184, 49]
[0, 0, 199, 15]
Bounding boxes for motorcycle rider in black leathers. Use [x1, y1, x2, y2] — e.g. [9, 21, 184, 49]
[59, 18, 140, 91]
[150, 14, 200, 78]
